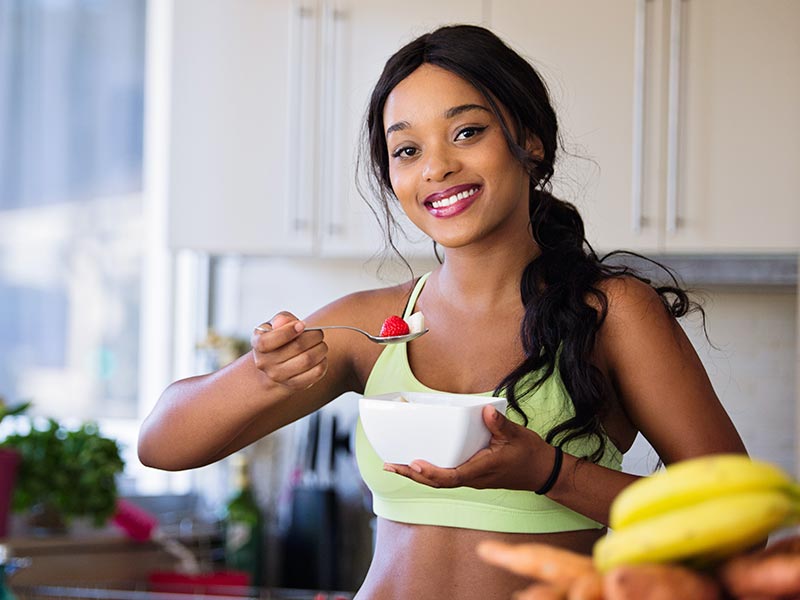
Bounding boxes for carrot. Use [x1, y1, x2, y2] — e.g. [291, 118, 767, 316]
[513, 583, 568, 600]
[567, 571, 603, 600]
[717, 552, 800, 597]
[476, 540, 595, 588]
[604, 563, 721, 600]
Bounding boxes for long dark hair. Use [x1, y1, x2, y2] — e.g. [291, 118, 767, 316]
[360, 25, 701, 462]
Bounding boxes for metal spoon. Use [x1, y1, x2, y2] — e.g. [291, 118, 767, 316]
[304, 325, 429, 345]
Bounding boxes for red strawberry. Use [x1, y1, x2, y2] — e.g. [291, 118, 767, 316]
[379, 315, 410, 337]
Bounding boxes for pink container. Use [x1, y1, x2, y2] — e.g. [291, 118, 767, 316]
[0, 448, 21, 538]
[148, 571, 250, 595]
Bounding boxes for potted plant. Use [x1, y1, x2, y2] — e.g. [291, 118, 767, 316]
[0, 396, 31, 537]
[2, 418, 125, 535]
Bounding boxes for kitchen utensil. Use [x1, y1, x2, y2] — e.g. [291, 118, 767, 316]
[304, 325, 428, 345]
[282, 412, 339, 590]
[113, 499, 201, 575]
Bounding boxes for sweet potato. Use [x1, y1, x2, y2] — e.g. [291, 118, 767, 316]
[718, 552, 800, 597]
[476, 540, 595, 588]
[764, 533, 800, 556]
[604, 563, 721, 600]
[513, 582, 568, 600]
[567, 571, 603, 600]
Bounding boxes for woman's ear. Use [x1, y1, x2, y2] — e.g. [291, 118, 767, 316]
[526, 135, 545, 161]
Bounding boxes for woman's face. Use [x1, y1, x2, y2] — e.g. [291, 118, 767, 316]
[383, 64, 535, 250]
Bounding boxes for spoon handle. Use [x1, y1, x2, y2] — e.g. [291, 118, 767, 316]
[305, 325, 368, 334]
[305, 325, 428, 345]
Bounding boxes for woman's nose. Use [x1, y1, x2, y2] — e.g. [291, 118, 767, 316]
[421, 145, 459, 182]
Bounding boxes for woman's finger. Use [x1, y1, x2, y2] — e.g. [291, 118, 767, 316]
[252, 320, 311, 355]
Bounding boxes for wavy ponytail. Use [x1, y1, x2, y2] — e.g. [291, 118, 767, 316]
[496, 188, 699, 462]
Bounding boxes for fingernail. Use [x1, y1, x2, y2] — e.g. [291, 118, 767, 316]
[488, 406, 499, 419]
[410, 462, 422, 473]
[383, 464, 396, 473]
[294, 321, 305, 333]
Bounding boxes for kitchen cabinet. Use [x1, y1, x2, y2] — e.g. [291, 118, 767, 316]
[163, 0, 484, 257]
[489, 0, 800, 253]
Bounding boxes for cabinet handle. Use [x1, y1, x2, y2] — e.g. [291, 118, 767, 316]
[319, 3, 347, 240]
[631, 0, 648, 233]
[287, 1, 318, 234]
[666, 0, 683, 233]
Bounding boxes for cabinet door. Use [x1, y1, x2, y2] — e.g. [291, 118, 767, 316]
[489, 0, 662, 253]
[319, 0, 485, 258]
[167, 0, 314, 255]
[665, 0, 800, 252]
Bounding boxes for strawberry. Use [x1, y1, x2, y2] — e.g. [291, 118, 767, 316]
[379, 315, 410, 337]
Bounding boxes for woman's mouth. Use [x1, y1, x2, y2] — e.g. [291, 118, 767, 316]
[424, 185, 481, 217]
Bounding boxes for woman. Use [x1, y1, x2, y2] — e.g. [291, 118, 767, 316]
[138, 25, 745, 599]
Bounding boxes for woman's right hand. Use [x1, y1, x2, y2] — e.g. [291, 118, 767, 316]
[141, 305, 351, 472]
[250, 311, 329, 393]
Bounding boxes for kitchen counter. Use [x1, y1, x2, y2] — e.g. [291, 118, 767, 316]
[11, 585, 353, 600]
[602, 253, 798, 287]
[1, 526, 221, 586]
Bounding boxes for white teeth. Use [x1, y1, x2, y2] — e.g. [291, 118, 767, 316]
[430, 187, 478, 209]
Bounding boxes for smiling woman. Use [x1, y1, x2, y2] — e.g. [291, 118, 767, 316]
[139, 24, 746, 600]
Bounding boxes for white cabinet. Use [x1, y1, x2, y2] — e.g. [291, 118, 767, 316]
[490, 0, 800, 253]
[163, 0, 484, 257]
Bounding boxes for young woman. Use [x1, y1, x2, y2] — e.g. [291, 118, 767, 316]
[138, 25, 745, 599]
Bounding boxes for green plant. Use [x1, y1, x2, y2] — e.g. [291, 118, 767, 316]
[0, 396, 31, 424]
[2, 420, 125, 527]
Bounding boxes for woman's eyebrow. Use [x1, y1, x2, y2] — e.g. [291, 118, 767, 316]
[385, 104, 490, 137]
[386, 121, 410, 136]
[445, 103, 490, 119]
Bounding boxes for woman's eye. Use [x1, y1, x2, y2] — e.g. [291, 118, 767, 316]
[455, 126, 487, 141]
[392, 146, 417, 159]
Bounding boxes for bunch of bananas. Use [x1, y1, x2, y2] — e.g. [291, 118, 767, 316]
[594, 454, 800, 572]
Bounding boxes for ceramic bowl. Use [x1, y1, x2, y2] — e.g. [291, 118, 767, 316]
[359, 391, 508, 468]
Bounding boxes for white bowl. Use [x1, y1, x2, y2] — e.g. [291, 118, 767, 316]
[359, 391, 508, 468]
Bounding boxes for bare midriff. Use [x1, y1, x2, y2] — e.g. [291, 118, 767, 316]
[354, 518, 604, 600]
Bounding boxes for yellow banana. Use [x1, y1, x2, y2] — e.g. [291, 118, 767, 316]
[594, 488, 798, 572]
[610, 454, 797, 530]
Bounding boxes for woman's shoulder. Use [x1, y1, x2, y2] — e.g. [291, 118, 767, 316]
[596, 275, 667, 320]
[592, 274, 683, 361]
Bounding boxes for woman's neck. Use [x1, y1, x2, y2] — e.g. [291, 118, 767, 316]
[432, 237, 540, 312]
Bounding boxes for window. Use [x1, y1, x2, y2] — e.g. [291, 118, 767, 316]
[0, 1, 146, 422]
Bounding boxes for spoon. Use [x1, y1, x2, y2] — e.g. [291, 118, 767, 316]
[304, 325, 429, 345]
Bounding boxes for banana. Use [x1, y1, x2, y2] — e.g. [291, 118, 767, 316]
[610, 454, 798, 530]
[594, 488, 798, 572]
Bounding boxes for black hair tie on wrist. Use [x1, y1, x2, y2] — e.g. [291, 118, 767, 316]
[535, 446, 563, 495]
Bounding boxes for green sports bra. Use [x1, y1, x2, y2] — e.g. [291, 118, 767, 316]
[354, 272, 623, 533]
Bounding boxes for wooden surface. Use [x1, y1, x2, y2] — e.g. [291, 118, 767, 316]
[2, 527, 220, 586]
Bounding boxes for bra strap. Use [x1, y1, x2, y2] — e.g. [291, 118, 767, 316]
[402, 272, 431, 318]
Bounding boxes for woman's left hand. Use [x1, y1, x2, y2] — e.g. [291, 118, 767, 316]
[383, 405, 555, 492]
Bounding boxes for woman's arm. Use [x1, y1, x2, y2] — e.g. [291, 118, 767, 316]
[137, 293, 378, 471]
[538, 277, 745, 523]
[599, 278, 746, 460]
[137, 314, 337, 471]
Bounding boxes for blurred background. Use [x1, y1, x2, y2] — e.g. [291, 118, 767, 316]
[0, 0, 797, 594]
